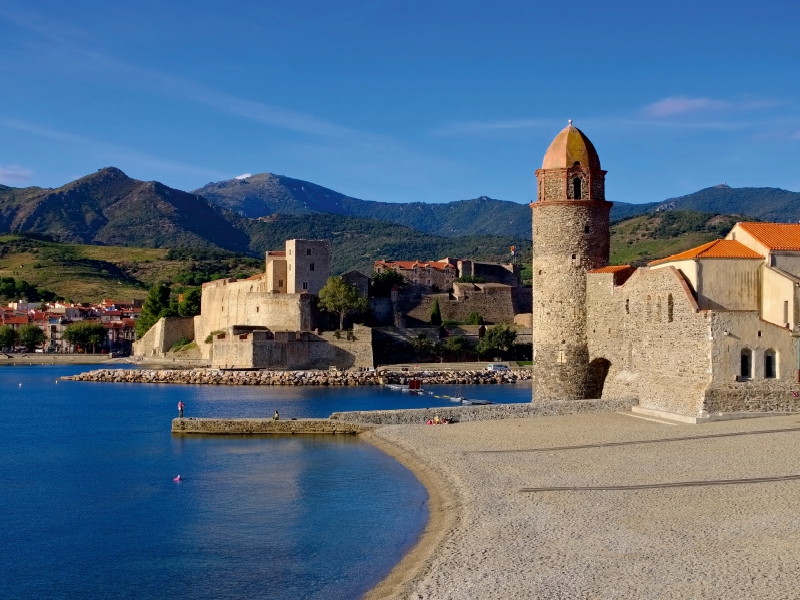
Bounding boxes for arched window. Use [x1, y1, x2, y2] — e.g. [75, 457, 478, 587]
[740, 348, 752, 379]
[667, 294, 674, 322]
[573, 177, 582, 199]
[625, 298, 630, 314]
[765, 349, 777, 378]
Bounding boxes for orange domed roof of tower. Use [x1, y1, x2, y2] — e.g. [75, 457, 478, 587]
[541, 121, 601, 170]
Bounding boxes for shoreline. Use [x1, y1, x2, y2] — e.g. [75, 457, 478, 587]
[360, 429, 461, 600]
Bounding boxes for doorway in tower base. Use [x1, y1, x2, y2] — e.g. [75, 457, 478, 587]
[586, 357, 612, 399]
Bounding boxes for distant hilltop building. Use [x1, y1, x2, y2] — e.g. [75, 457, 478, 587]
[374, 256, 520, 290]
[532, 122, 800, 421]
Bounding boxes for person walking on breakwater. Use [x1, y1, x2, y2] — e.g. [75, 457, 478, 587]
[273, 410, 280, 421]
[178, 401, 185, 418]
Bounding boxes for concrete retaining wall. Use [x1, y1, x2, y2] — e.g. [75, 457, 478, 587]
[330, 397, 637, 425]
[172, 417, 374, 434]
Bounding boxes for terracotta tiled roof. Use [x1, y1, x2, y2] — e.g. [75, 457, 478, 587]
[1, 316, 29, 325]
[649, 240, 764, 265]
[375, 259, 455, 272]
[587, 265, 633, 274]
[245, 273, 265, 281]
[736, 222, 800, 251]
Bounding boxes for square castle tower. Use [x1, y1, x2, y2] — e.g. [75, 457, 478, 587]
[264, 239, 331, 295]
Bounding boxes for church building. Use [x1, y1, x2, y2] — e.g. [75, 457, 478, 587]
[531, 123, 800, 422]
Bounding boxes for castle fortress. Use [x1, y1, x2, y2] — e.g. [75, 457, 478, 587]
[533, 123, 800, 420]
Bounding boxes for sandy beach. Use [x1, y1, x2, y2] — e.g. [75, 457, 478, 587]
[364, 411, 800, 599]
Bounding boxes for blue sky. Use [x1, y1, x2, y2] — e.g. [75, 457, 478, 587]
[1, 0, 799, 205]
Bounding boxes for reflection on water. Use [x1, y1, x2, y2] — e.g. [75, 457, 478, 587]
[0, 365, 432, 600]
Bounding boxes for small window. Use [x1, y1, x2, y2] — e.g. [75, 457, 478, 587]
[306, 248, 312, 255]
[625, 299, 630, 314]
[289, 249, 292, 256]
[573, 161, 581, 166]
[278, 279, 283, 287]
[740, 348, 752, 379]
[256, 306, 259, 313]
[784, 300, 789, 325]
[757, 330, 762, 337]
[573, 177, 582, 199]
[309, 263, 315, 272]
[765, 350, 777, 379]
[571, 253, 577, 260]
[289, 264, 292, 271]
[667, 294, 674, 322]
[584, 225, 590, 234]
[302, 281, 308, 290]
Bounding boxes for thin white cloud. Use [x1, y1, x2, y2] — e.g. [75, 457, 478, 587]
[433, 118, 557, 136]
[642, 96, 730, 117]
[0, 165, 33, 184]
[234, 173, 252, 180]
[641, 96, 784, 118]
[0, 117, 227, 182]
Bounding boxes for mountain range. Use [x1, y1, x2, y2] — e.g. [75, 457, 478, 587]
[3, 167, 800, 275]
[193, 173, 654, 238]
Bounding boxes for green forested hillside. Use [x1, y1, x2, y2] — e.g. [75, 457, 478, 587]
[610, 211, 748, 266]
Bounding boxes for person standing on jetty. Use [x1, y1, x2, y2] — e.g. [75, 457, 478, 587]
[178, 401, 185, 418]
[273, 410, 279, 421]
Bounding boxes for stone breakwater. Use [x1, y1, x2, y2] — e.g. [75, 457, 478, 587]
[331, 397, 637, 425]
[62, 368, 532, 386]
[172, 417, 374, 435]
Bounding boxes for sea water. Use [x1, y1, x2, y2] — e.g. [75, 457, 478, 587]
[0, 365, 530, 599]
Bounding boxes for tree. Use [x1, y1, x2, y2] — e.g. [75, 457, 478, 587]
[317, 276, 368, 330]
[64, 321, 108, 353]
[445, 335, 469, 361]
[136, 283, 173, 338]
[431, 341, 448, 363]
[178, 288, 202, 317]
[476, 324, 517, 359]
[0, 325, 18, 350]
[371, 269, 406, 297]
[430, 299, 442, 326]
[410, 334, 432, 358]
[465, 312, 485, 325]
[18, 324, 45, 352]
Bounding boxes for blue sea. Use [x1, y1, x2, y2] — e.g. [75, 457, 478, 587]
[0, 364, 531, 599]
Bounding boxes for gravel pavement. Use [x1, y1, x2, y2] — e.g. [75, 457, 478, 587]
[366, 412, 800, 600]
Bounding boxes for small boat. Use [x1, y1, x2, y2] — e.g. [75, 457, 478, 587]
[173, 475, 182, 482]
[462, 399, 492, 406]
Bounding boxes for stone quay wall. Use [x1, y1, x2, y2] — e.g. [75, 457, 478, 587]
[330, 397, 636, 425]
[172, 417, 373, 435]
[62, 368, 532, 386]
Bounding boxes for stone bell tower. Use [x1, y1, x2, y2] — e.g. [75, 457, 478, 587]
[531, 121, 611, 401]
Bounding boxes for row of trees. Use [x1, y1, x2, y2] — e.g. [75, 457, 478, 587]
[0, 324, 45, 352]
[410, 323, 518, 362]
[0, 321, 110, 353]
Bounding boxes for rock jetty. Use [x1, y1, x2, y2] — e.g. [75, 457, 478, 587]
[62, 368, 532, 386]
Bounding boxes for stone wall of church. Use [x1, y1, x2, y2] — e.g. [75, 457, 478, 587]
[703, 311, 800, 413]
[586, 267, 712, 416]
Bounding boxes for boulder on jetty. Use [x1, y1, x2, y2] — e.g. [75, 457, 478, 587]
[61, 368, 531, 386]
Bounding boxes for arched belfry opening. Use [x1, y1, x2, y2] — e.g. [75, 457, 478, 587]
[573, 177, 582, 199]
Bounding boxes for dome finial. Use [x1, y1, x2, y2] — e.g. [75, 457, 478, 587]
[568, 119, 573, 126]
